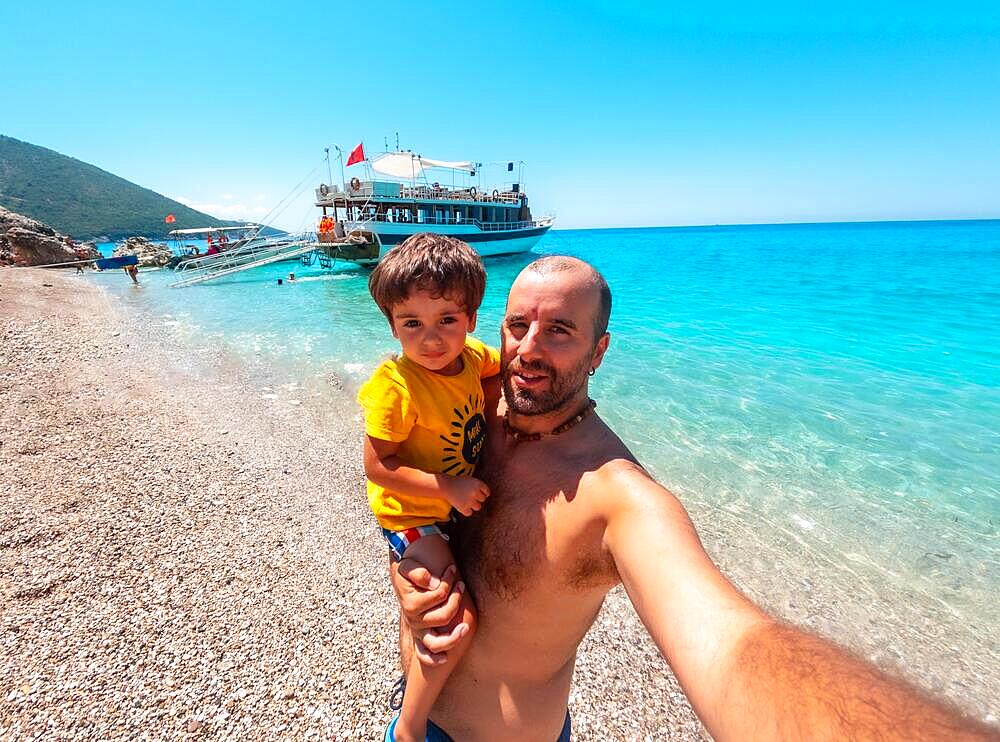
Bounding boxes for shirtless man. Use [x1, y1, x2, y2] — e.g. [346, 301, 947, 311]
[390, 256, 993, 741]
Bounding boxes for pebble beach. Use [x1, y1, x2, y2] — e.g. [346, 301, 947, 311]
[0, 269, 707, 741]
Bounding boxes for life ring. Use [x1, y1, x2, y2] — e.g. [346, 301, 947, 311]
[350, 177, 361, 191]
[492, 189, 500, 199]
[319, 183, 330, 196]
[469, 186, 477, 198]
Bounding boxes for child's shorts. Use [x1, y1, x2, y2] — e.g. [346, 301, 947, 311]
[382, 522, 450, 562]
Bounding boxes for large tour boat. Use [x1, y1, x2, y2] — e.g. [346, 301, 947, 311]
[314, 148, 554, 264]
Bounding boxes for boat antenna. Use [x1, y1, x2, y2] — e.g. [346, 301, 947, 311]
[324, 147, 333, 187]
[395, 131, 400, 151]
[333, 145, 347, 188]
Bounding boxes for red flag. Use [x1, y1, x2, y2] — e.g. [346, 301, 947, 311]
[165, 214, 176, 224]
[346, 142, 365, 167]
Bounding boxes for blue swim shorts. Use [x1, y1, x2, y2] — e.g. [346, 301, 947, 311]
[384, 712, 571, 741]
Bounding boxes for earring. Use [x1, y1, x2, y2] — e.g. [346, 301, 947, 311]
[588, 368, 596, 377]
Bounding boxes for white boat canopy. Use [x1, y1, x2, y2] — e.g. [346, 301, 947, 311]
[371, 152, 475, 179]
[168, 225, 258, 236]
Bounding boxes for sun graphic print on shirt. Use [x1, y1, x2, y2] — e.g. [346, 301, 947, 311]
[439, 393, 487, 475]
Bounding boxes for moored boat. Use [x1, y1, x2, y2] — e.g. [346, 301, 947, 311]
[314, 147, 553, 264]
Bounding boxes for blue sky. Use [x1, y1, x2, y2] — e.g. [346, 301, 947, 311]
[3, 1, 999, 230]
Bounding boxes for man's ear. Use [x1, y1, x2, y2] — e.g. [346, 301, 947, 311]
[467, 310, 478, 333]
[590, 332, 611, 371]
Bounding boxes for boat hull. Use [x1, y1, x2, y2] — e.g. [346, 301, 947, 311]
[346, 222, 552, 263]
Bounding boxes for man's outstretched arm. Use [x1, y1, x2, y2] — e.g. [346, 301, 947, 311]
[602, 464, 996, 742]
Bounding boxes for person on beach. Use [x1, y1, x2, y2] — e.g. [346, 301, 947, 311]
[73, 247, 88, 274]
[123, 264, 139, 285]
[358, 234, 498, 742]
[389, 255, 996, 741]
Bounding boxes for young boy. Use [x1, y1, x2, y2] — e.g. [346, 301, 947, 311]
[357, 233, 497, 742]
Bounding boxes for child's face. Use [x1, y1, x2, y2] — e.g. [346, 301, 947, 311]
[390, 290, 476, 375]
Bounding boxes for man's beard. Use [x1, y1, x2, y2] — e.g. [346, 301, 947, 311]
[501, 351, 592, 416]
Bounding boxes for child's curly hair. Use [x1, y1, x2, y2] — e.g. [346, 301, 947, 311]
[368, 233, 486, 322]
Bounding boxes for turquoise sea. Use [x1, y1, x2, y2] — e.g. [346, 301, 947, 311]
[95, 220, 999, 706]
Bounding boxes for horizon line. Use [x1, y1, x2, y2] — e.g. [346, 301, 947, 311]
[552, 216, 1000, 233]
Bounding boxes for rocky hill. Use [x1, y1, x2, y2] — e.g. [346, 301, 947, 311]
[0, 135, 243, 240]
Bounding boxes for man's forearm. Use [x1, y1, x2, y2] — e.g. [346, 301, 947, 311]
[715, 620, 995, 741]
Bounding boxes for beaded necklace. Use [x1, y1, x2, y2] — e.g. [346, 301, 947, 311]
[502, 399, 597, 443]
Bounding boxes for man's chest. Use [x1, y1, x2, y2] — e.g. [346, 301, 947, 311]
[459, 441, 618, 601]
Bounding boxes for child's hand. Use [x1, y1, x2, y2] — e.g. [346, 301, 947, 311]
[443, 476, 491, 516]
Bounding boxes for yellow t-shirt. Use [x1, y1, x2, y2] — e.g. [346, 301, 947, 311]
[357, 336, 500, 531]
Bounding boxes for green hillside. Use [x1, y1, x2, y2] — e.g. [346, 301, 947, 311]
[0, 135, 245, 240]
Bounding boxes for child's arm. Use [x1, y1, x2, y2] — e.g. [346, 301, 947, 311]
[364, 435, 490, 516]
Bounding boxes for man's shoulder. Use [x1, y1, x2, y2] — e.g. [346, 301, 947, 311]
[574, 427, 675, 512]
[574, 417, 641, 473]
[580, 455, 652, 498]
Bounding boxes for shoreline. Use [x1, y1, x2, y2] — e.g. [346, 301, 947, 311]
[0, 269, 707, 739]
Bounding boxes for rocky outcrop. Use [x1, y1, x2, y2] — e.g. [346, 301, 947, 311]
[76, 241, 102, 261]
[0, 206, 79, 267]
[113, 236, 172, 267]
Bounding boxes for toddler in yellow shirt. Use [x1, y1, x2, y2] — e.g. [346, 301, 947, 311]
[357, 233, 497, 742]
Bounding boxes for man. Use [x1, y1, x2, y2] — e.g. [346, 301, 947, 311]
[73, 246, 88, 274]
[390, 256, 994, 741]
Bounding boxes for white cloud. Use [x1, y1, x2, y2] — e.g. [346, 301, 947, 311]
[172, 194, 270, 220]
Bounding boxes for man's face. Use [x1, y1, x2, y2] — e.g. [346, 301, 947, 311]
[501, 269, 609, 416]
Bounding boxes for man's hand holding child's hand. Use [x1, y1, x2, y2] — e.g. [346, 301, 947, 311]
[443, 476, 491, 515]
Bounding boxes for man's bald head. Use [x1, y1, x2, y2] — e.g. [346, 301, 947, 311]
[521, 256, 612, 342]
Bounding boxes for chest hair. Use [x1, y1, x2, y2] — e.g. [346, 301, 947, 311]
[455, 444, 618, 601]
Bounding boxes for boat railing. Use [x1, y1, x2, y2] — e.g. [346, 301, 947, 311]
[474, 218, 550, 232]
[346, 214, 551, 232]
[398, 186, 522, 205]
[171, 233, 312, 284]
[323, 181, 523, 206]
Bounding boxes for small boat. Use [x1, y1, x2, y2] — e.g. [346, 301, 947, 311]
[314, 148, 554, 264]
[95, 254, 139, 270]
[165, 222, 320, 286]
[166, 225, 267, 263]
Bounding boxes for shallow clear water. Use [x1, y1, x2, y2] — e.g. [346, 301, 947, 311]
[94, 221, 1000, 699]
